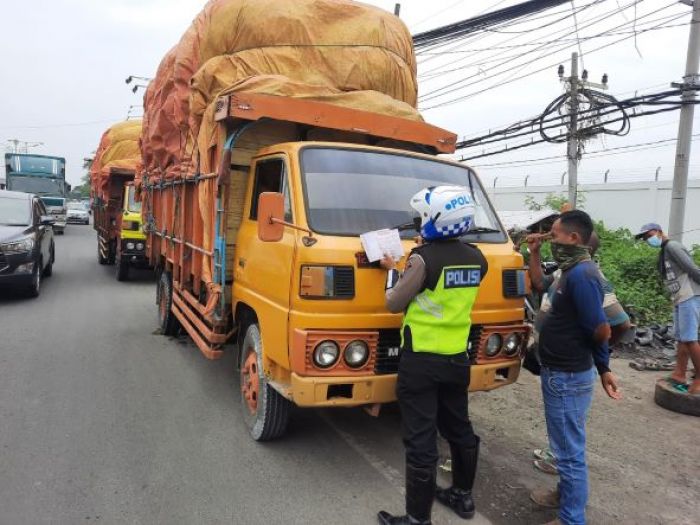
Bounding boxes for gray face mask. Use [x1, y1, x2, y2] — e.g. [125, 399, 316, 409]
[550, 242, 591, 271]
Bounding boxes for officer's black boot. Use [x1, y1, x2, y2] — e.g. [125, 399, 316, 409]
[435, 436, 480, 519]
[377, 464, 435, 525]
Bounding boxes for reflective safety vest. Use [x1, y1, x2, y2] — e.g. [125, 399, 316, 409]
[401, 241, 486, 356]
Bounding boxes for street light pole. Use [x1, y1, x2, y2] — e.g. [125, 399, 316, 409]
[669, 0, 700, 241]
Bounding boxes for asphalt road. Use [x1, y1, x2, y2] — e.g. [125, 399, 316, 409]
[0, 224, 497, 525]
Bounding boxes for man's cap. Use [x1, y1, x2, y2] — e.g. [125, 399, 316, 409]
[634, 222, 662, 239]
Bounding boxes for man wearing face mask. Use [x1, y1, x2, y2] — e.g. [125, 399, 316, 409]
[635, 223, 700, 394]
[527, 210, 621, 525]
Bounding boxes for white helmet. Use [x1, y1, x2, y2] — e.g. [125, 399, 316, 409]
[410, 185, 475, 241]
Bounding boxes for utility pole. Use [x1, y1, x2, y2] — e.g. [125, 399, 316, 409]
[669, 0, 700, 242]
[394, 3, 401, 16]
[567, 52, 579, 208]
[557, 53, 608, 208]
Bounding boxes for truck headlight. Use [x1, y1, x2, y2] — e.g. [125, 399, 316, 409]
[136, 242, 144, 250]
[503, 333, 522, 356]
[484, 334, 502, 357]
[1, 237, 34, 254]
[126, 242, 135, 250]
[313, 341, 340, 368]
[344, 340, 369, 368]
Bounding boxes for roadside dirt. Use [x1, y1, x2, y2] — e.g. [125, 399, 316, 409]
[461, 357, 699, 525]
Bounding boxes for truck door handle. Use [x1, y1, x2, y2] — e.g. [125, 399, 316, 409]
[238, 258, 246, 268]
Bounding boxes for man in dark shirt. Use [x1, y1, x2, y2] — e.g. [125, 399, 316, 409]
[527, 210, 621, 525]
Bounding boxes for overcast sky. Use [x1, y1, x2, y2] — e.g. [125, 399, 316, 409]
[0, 0, 697, 188]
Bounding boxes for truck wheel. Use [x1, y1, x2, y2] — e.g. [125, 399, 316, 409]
[239, 323, 290, 441]
[27, 258, 42, 298]
[157, 272, 179, 336]
[116, 256, 129, 282]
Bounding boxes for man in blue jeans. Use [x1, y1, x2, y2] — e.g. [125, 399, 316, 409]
[527, 210, 621, 525]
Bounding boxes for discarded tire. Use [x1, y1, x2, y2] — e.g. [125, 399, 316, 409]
[654, 378, 700, 417]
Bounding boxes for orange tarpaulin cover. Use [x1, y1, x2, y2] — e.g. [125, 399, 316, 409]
[141, 0, 419, 179]
[140, 0, 419, 295]
[90, 120, 142, 201]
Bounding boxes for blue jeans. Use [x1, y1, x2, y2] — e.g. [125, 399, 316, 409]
[541, 366, 595, 525]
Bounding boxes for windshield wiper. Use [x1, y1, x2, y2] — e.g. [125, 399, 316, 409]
[392, 217, 422, 233]
[468, 227, 501, 234]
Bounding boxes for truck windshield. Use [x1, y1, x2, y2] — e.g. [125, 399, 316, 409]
[9, 176, 63, 196]
[127, 188, 141, 212]
[41, 197, 65, 208]
[300, 147, 506, 243]
[0, 197, 30, 226]
[5, 155, 64, 176]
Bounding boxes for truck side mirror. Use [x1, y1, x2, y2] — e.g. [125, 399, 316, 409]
[40, 215, 56, 226]
[257, 192, 285, 242]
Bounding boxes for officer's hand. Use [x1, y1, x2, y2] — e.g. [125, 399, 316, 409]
[379, 254, 397, 271]
[413, 236, 424, 246]
[601, 371, 622, 400]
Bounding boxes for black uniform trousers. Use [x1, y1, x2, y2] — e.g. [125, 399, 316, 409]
[396, 348, 477, 469]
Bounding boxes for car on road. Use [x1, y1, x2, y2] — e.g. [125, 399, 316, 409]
[0, 190, 55, 297]
[40, 196, 67, 234]
[67, 201, 90, 224]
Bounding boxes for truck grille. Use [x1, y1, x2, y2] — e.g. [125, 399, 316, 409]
[503, 269, 527, 298]
[374, 325, 483, 375]
[333, 266, 355, 298]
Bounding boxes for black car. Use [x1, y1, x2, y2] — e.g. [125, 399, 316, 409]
[0, 190, 55, 297]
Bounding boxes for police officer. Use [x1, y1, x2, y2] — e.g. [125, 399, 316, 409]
[378, 186, 487, 525]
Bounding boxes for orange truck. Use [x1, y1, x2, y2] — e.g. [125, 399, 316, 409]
[139, 0, 529, 441]
[91, 121, 150, 280]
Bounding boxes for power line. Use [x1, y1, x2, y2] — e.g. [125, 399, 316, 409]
[419, 2, 676, 104]
[469, 134, 700, 168]
[421, 8, 687, 109]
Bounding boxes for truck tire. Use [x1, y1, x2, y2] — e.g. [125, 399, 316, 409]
[116, 256, 129, 282]
[239, 323, 290, 441]
[157, 272, 179, 336]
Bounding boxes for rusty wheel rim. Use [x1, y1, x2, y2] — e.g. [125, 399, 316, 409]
[241, 349, 260, 415]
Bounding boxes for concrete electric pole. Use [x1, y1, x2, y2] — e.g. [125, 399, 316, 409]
[668, 0, 700, 242]
[566, 52, 580, 208]
[558, 53, 608, 209]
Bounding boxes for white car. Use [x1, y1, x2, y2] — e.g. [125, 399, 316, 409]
[67, 202, 89, 225]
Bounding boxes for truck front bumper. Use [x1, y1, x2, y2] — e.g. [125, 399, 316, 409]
[288, 358, 521, 407]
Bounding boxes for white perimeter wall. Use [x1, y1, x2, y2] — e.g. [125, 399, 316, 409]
[487, 179, 700, 246]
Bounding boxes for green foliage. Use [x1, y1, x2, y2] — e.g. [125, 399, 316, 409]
[524, 191, 586, 211]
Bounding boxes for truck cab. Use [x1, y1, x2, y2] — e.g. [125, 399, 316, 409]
[114, 183, 148, 281]
[234, 143, 528, 414]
